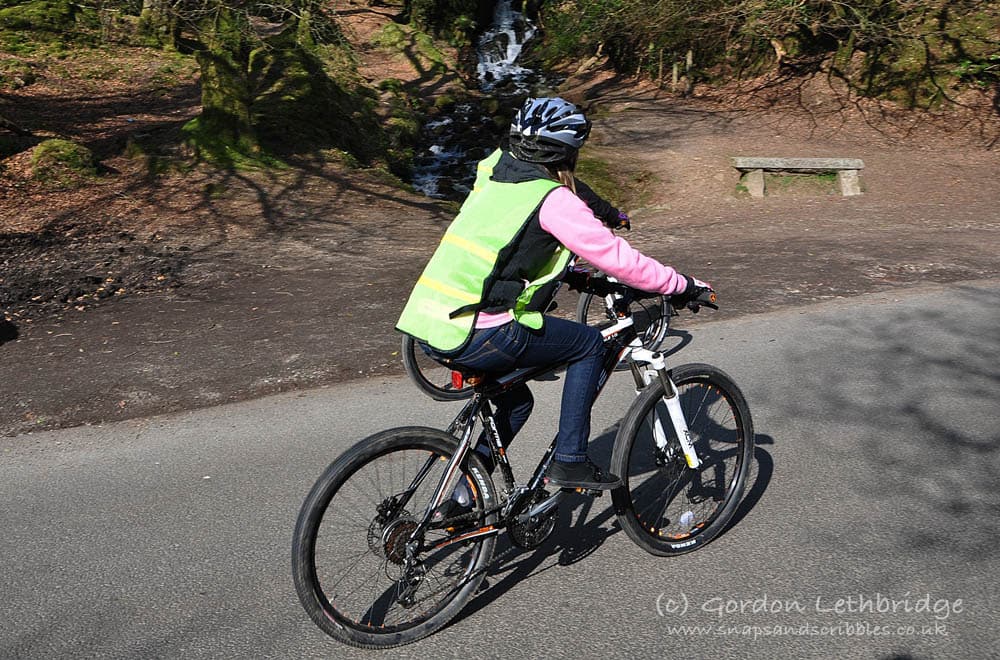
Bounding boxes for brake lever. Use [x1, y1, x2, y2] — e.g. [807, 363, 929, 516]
[686, 301, 719, 313]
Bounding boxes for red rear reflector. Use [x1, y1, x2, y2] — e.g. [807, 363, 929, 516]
[451, 371, 464, 389]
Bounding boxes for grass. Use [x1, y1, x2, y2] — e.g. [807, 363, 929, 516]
[764, 172, 838, 196]
[0, 55, 35, 86]
[576, 150, 658, 211]
[736, 171, 842, 197]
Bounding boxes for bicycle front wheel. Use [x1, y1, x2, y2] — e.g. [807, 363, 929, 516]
[292, 427, 497, 648]
[401, 335, 474, 401]
[611, 363, 754, 556]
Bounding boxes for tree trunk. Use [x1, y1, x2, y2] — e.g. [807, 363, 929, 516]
[192, 8, 259, 154]
[138, 0, 177, 48]
[196, 52, 256, 144]
[296, 8, 314, 48]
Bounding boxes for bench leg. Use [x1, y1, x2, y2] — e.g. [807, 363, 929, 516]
[741, 169, 765, 197]
[838, 169, 862, 196]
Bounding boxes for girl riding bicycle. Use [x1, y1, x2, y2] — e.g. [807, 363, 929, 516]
[396, 97, 711, 492]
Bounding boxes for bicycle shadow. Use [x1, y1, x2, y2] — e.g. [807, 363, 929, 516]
[0, 320, 18, 346]
[449, 425, 775, 628]
[730, 438, 774, 531]
[657, 327, 693, 357]
[448, 425, 622, 625]
[451, 493, 621, 626]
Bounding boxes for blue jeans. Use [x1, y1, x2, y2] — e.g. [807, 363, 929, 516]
[425, 317, 606, 463]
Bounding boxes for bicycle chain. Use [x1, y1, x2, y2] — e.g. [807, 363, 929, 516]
[434, 501, 505, 529]
[434, 486, 598, 529]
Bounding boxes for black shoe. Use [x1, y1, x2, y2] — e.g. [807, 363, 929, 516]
[546, 459, 622, 490]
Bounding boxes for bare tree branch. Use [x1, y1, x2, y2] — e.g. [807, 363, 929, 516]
[0, 114, 32, 136]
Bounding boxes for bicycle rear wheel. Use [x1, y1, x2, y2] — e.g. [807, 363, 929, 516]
[575, 290, 670, 351]
[611, 363, 754, 556]
[292, 427, 497, 648]
[401, 335, 475, 401]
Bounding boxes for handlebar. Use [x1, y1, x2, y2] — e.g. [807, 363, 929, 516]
[576, 272, 718, 314]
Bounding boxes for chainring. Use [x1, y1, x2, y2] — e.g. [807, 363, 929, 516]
[509, 488, 558, 549]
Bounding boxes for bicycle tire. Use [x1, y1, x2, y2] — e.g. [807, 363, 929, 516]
[401, 335, 475, 401]
[610, 363, 754, 556]
[292, 427, 497, 648]
[575, 290, 671, 351]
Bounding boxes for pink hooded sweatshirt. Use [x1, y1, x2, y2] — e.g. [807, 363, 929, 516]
[477, 186, 688, 328]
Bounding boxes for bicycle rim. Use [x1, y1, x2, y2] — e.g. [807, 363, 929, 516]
[292, 428, 496, 647]
[612, 364, 753, 555]
[401, 335, 474, 401]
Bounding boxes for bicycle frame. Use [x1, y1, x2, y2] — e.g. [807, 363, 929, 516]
[403, 304, 702, 562]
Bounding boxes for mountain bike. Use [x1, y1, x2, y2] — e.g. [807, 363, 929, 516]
[400, 268, 671, 400]
[292, 279, 754, 648]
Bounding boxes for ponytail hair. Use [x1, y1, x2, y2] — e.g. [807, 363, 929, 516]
[546, 150, 578, 194]
[552, 166, 577, 193]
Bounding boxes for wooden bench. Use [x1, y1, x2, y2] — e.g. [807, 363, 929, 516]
[731, 157, 865, 197]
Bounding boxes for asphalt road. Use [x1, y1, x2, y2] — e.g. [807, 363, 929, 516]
[3, 280, 999, 659]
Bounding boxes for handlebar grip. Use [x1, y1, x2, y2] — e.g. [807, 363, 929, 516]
[668, 286, 719, 313]
[697, 289, 718, 306]
[687, 288, 718, 312]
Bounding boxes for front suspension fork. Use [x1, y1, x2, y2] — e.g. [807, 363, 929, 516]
[631, 349, 702, 470]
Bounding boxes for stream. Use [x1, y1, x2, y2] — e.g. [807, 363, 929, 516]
[410, 0, 559, 200]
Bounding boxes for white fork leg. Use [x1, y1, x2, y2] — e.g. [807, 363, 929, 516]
[635, 348, 702, 470]
[657, 378, 702, 469]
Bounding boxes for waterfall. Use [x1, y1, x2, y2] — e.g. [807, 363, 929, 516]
[477, 0, 537, 93]
[411, 0, 541, 200]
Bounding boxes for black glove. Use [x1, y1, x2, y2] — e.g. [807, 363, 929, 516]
[671, 275, 715, 310]
[563, 267, 591, 292]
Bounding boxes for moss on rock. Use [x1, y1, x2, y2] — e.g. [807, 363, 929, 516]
[30, 138, 97, 186]
[0, 0, 78, 32]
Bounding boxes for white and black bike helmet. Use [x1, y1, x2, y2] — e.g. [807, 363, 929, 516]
[509, 97, 591, 164]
